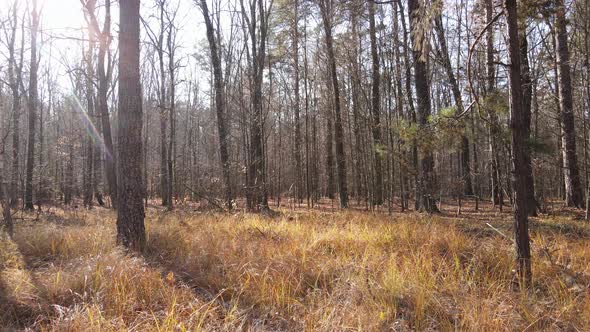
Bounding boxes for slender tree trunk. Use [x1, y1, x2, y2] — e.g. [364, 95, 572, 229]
[24, 0, 39, 211]
[8, 1, 23, 207]
[95, 0, 117, 209]
[319, 0, 348, 208]
[292, 0, 303, 202]
[505, 0, 532, 286]
[555, 0, 584, 208]
[84, 35, 95, 209]
[485, 0, 502, 207]
[117, 0, 146, 251]
[200, 0, 232, 210]
[519, 27, 537, 216]
[369, 0, 383, 205]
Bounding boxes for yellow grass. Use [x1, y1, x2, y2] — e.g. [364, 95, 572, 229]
[1, 205, 589, 331]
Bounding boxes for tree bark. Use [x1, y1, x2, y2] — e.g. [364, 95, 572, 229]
[117, 0, 146, 251]
[408, 0, 438, 213]
[369, 0, 383, 205]
[505, 0, 532, 286]
[555, 0, 584, 208]
[519, 27, 537, 216]
[319, 0, 348, 208]
[84, 0, 118, 208]
[24, 0, 39, 211]
[200, 0, 233, 210]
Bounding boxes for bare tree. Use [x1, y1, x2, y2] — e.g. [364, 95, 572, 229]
[555, 0, 584, 208]
[318, 0, 348, 208]
[24, 0, 40, 210]
[199, 0, 233, 210]
[240, 0, 273, 211]
[82, 0, 118, 208]
[117, 0, 146, 250]
[408, 0, 438, 212]
[505, 0, 532, 286]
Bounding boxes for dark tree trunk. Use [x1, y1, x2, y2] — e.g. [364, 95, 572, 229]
[505, 0, 532, 286]
[555, 0, 584, 208]
[292, 0, 303, 202]
[245, 0, 270, 212]
[319, 0, 348, 208]
[326, 106, 335, 199]
[24, 0, 39, 211]
[117, 0, 146, 251]
[397, 1, 419, 210]
[369, 0, 383, 205]
[200, 0, 233, 210]
[408, 0, 438, 213]
[485, 0, 503, 207]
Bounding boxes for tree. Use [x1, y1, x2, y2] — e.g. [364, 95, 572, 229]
[318, 0, 348, 208]
[292, 0, 303, 203]
[117, 0, 146, 250]
[24, 0, 40, 210]
[519, 23, 537, 216]
[369, 0, 383, 205]
[7, 0, 24, 207]
[408, 0, 438, 213]
[199, 0, 233, 210]
[82, 0, 118, 208]
[505, 0, 532, 286]
[240, 0, 273, 212]
[555, 0, 584, 208]
[434, 13, 473, 197]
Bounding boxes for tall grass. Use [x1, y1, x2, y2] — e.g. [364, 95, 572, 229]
[1, 206, 589, 330]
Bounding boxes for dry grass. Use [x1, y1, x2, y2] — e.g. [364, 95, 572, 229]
[1, 203, 589, 331]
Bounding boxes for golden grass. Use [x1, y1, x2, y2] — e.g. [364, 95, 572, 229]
[1, 205, 589, 331]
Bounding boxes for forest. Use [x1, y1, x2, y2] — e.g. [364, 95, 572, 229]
[1, 0, 590, 330]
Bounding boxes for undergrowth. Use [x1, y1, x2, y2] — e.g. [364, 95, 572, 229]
[1, 205, 589, 331]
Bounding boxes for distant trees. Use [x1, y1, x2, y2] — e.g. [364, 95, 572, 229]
[116, 0, 145, 250]
[2, 0, 590, 222]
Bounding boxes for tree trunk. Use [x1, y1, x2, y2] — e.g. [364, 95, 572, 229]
[292, 0, 303, 202]
[319, 0, 348, 208]
[555, 0, 584, 208]
[8, 1, 23, 207]
[505, 0, 532, 286]
[485, 0, 503, 207]
[369, 0, 383, 205]
[200, 0, 232, 210]
[86, 0, 118, 208]
[519, 27, 537, 216]
[24, 0, 39, 211]
[117, 0, 146, 251]
[408, 0, 438, 213]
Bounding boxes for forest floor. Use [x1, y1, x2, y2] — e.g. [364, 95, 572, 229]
[1, 199, 590, 331]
